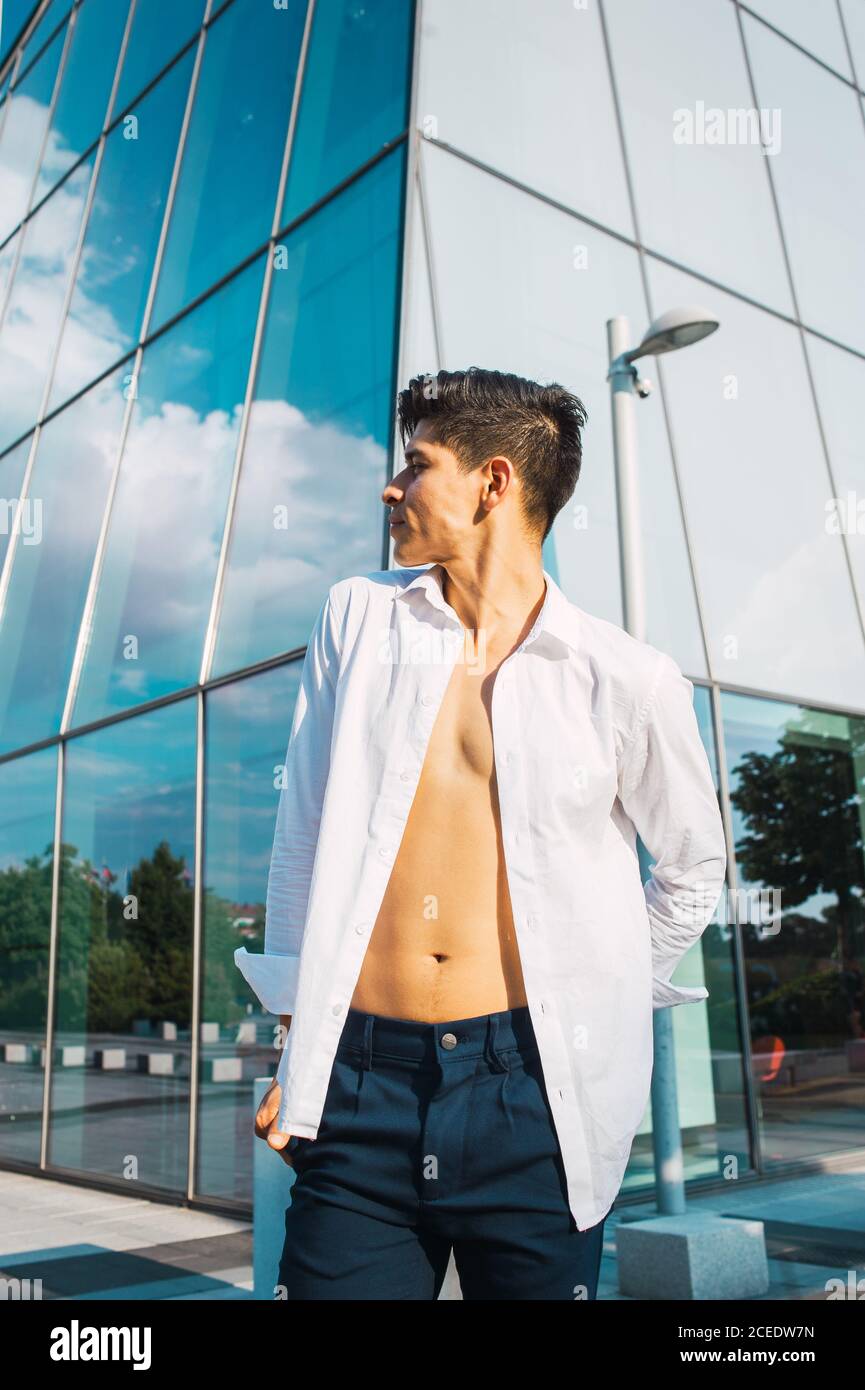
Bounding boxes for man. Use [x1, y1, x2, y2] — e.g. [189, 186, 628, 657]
[235, 367, 727, 1301]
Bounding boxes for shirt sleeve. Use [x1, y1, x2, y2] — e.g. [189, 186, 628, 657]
[618, 650, 728, 1010]
[233, 585, 343, 1016]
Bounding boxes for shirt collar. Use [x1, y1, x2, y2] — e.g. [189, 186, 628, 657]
[392, 564, 581, 655]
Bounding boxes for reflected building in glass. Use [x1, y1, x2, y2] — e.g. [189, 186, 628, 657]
[0, 0, 863, 1214]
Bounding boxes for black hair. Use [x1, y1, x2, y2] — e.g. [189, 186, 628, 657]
[396, 367, 587, 542]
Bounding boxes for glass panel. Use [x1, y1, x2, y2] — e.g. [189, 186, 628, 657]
[150, 0, 306, 331]
[744, 14, 865, 354]
[0, 153, 94, 452]
[49, 51, 194, 412]
[113, 0, 206, 116]
[722, 691, 865, 1166]
[1, 0, 45, 70]
[746, 0, 852, 76]
[621, 686, 746, 1197]
[841, 0, 865, 85]
[72, 258, 264, 726]
[603, 0, 794, 315]
[49, 698, 196, 1192]
[0, 435, 33, 574]
[0, 745, 57, 1166]
[212, 146, 405, 677]
[282, 0, 413, 225]
[414, 0, 633, 239]
[198, 659, 301, 1201]
[646, 255, 865, 708]
[0, 22, 66, 244]
[15, 0, 68, 73]
[805, 333, 865, 614]
[414, 140, 707, 671]
[0, 367, 127, 755]
[31, 0, 130, 208]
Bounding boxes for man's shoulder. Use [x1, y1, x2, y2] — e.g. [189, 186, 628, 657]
[571, 601, 683, 704]
[326, 567, 419, 612]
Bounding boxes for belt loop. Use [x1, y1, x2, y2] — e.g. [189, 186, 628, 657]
[485, 1014, 508, 1072]
[362, 1014, 374, 1071]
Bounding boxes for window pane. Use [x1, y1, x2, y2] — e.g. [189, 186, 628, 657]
[31, 0, 130, 208]
[150, 0, 306, 330]
[646, 255, 865, 707]
[0, 227, 19, 312]
[71, 259, 264, 726]
[49, 50, 194, 412]
[744, 14, 865, 354]
[0, 745, 57, 1166]
[603, 0, 794, 315]
[0, 22, 66, 244]
[415, 0, 633, 239]
[113, 0, 206, 116]
[213, 147, 406, 677]
[722, 691, 865, 1167]
[0, 154, 94, 451]
[0, 368, 127, 755]
[805, 333, 865, 613]
[282, 0, 413, 225]
[49, 699, 196, 1192]
[413, 139, 707, 670]
[746, 0, 852, 76]
[198, 660, 301, 1201]
[1, 0, 46, 70]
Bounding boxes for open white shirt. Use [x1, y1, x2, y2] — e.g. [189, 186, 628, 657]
[235, 565, 728, 1229]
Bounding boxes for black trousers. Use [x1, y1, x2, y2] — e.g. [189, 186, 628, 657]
[276, 1005, 610, 1300]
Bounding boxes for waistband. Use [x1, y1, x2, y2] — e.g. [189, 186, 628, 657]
[337, 1004, 538, 1070]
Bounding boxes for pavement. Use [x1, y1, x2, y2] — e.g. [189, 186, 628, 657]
[2, 1163, 864, 1300]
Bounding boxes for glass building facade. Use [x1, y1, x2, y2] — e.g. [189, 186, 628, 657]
[0, 0, 862, 1214]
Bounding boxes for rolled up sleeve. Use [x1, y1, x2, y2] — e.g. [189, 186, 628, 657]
[234, 585, 343, 1016]
[618, 651, 728, 1010]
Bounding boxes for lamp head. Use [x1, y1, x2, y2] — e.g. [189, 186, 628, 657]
[628, 305, 719, 361]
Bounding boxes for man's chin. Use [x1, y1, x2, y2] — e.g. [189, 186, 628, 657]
[392, 535, 431, 567]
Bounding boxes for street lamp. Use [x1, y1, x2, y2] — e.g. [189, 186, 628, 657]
[606, 307, 718, 641]
[605, 306, 768, 1301]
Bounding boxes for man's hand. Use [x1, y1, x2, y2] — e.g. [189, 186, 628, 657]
[254, 1079, 298, 1166]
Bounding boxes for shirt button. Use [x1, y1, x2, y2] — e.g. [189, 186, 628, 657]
[354, 923, 368, 935]
[400, 770, 412, 782]
[441, 1032, 457, 1049]
[378, 846, 393, 861]
[421, 694, 434, 707]
[332, 1004, 343, 1016]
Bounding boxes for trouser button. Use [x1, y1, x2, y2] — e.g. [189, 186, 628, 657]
[440, 1032, 457, 1049]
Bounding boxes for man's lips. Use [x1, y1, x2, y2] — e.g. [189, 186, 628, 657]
[389, 518, 405, 527]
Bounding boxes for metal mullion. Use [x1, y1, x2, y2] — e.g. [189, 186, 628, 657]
[0, 428, 40, 625]
[98, 0, 138, 136]
[38, 738, 66, 1169]
[198, 0, 317, 689]
[186, 687, 206, 1202]
[58, 355, 140, 734]
[384, 0, 422, 573]
[710, 680, 764, 1177]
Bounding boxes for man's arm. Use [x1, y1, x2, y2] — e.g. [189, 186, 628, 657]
[618, 650, 728, 1009]
[234, 586, 343, 1018]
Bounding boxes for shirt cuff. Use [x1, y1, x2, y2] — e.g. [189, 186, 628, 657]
[234, 946, 300, 1016]
[652, 976, 709, 1010]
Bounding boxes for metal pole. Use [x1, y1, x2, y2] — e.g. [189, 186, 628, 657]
[607, 314, 685, 1219]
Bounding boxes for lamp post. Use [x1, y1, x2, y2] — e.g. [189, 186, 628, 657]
[606, 306, 718, 1221]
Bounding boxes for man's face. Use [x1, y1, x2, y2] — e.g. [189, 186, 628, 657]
[382, 418, 482, 566]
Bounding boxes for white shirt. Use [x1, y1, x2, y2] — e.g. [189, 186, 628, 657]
[235, 564, 728, 1229]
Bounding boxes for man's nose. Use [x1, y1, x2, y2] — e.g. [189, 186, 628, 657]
[381, 479, 404, 505]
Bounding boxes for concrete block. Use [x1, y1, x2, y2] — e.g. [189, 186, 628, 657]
[203, 1056, 242, 1083]
[617, 1213, 769, 1300]
[136, 1052, 174, 1076]
[200, 1022, 220, 1044]
[93, 1048, 126, 1070]
[55, 1045, 86, 1067]
[159, 1022, 177, 1041]
[3, 1043, 32, 1064]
